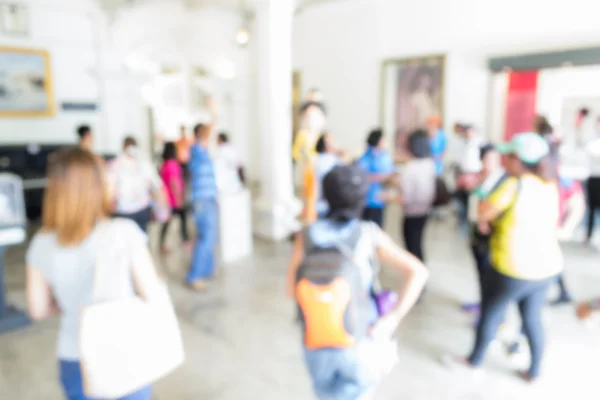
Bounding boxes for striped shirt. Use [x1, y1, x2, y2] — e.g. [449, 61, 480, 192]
[189, 144, 217, 201]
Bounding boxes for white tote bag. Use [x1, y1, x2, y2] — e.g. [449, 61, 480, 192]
[80, 222, 185, 399]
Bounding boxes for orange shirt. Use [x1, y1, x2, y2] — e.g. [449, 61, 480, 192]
[175, 137, 194, 164]
[303, 161, 318, 224]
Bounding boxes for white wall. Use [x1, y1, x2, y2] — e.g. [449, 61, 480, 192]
[293, 0, 380, 157]
[0, 0, 100, 146]
[293, 0, 600, 154]
[0, 0, 147, 155]
[111, 3, 254, 175]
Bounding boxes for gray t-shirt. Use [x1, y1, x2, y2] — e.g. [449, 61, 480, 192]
[26, 218, 145, 360]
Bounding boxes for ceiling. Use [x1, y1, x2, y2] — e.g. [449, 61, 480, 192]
[99, 0, 349, 14]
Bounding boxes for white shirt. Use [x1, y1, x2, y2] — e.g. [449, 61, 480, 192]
[458, 136, 484, 173]
[108, 154, 162, 214]
[586, 136, 600, 177]
[215, 144, 240, 170]
[214, 144, 242, 193]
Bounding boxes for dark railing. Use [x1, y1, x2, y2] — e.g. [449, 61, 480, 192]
[0, 145, 115, 220]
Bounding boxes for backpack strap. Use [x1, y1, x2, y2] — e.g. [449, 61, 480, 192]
[314, 221, 363, 264]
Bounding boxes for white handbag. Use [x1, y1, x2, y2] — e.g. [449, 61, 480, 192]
[79, 221, 185, 399]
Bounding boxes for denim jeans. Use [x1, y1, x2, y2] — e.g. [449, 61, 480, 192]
[114, 206, 152, 233]
[302, 297, 378, 400]
[187, 198, 218, 282]
[468, 268, 556, 378]
[59, 360, 151, 400]
[470, 239, 491, 304]
[304, 348, 370, 400]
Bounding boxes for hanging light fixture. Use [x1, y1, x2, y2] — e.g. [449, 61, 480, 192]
[235, 1, 251, 47]
[235, 26, 250, 47]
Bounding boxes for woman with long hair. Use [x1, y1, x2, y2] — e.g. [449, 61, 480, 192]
[444, 133, 563, 382]
[26, 147, 162, 399]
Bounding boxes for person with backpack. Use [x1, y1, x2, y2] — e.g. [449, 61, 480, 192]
[285, 164, 428, 400]
[444, 133, 563, 382]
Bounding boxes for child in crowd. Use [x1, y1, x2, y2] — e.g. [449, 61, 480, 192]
[159, 142, 190, 253]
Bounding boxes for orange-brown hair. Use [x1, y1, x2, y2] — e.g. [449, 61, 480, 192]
[42, 147, 111, 246]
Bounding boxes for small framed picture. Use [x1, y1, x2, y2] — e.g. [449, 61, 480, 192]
[0, 4, 29, 36]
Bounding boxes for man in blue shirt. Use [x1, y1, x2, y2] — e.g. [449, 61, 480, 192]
[187, 122, 218, 291]
[358, 129, 394, 228]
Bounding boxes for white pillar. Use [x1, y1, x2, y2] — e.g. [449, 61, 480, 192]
[252, 0, 299, 241]
[89, 10, 110, 153]
[180, 60, 194, 126]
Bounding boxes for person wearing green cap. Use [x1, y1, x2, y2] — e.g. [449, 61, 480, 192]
[444, 132, 563, 382]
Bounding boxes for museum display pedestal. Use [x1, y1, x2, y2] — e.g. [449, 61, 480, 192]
[218, 189, 253, 264]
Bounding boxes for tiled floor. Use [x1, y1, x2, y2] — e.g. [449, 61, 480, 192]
[2, 206, 600, 399]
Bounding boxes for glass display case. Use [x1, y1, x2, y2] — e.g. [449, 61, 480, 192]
[0, 173, 26, 246]
[0, 173, 26, 228]
[0, 173, 28, 333]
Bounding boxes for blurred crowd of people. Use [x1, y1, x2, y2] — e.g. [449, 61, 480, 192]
[287, 90, 600, 398]
[18, 89, 600, 400]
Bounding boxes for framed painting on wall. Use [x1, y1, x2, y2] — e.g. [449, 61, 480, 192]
[0, 47, 54, 117]
[380, 54, 445, 158]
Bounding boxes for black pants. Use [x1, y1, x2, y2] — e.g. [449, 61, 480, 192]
[402, 215, 428, 262]
[160, 208, 189, 247]
[586, 177, 600, 239]
[455, 189, 470, 226]
[181, 162, 189, 182]
[362, 207, 385, 228]
[115, 206, 152, 233]
[468, 268, 555, 378]
[470, 240, 491, 303]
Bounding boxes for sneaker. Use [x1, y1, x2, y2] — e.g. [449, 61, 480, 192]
[188, 279, 209, 292]
[549, 294, 573, 306]
[517, 370, 537, 383]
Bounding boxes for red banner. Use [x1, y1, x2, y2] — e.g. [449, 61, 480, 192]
[504, 71, 539, 140]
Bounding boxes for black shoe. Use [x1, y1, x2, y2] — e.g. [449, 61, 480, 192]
[549, 294, 573, 306]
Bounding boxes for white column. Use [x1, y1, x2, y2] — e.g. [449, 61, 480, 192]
[180, 60, 194, 125]
[252, 0, 299, 241]
[89, 10, 111, 153]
